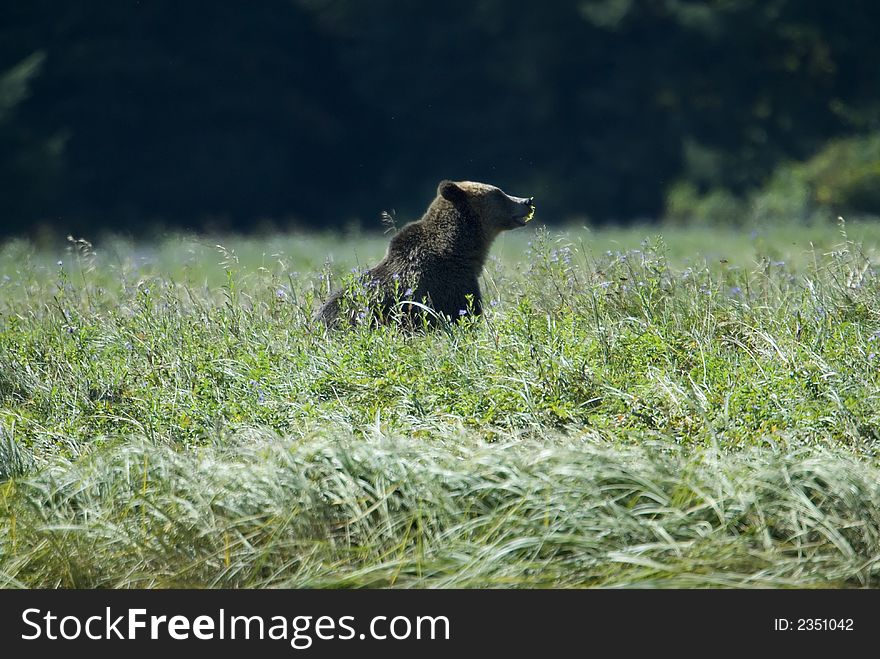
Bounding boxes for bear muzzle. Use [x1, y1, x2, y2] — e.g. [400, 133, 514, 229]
[510, 196, 536, 227]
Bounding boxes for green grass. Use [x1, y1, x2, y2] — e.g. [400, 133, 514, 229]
[2, 219, 880, 587]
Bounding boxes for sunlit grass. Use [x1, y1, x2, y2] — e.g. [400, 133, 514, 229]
[1, 218, 880, 587]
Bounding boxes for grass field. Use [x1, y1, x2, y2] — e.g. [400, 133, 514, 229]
[2, 219, 880, 587]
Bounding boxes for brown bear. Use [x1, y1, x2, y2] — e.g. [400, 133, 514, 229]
[315, 180, 535, 327]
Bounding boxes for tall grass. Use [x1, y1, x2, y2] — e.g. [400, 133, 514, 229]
[1, 220, 880, 587]
[3, 433, 880, 588]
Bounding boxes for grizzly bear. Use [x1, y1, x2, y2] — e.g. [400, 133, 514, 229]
[315, 180, 535, 327]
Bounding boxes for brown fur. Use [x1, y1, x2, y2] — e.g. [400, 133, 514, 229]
[315, 180, 534, 327]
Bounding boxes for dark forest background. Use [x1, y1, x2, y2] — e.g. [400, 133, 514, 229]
[2, 0, 879, 238]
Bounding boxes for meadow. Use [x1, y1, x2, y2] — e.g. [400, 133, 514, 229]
[1, 219, 880, 588]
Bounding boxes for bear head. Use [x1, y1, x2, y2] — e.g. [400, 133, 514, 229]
[437, 180, 535, 235]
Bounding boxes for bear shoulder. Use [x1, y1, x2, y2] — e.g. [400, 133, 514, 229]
[387, 219, 425, 253]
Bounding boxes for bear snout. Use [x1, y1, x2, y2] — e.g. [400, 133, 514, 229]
[509, 195, 534, 207]
[506, 195, 535, 227]
[512, 196, 535, 215]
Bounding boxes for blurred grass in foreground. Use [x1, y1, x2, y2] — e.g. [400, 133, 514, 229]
[1, 219, 880, 587]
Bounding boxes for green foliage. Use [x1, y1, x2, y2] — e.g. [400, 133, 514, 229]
[0, 52, 44, 121]
[2, 223, 880, 586]
[2, 1, 880, 230]
[665, 182, 746, 225]
[754, 132, 880, 220]
[0, 51, 64, 227]
[668, 132, 880, 223]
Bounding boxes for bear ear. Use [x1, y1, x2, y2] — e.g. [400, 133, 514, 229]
[438, 180, 465, 203]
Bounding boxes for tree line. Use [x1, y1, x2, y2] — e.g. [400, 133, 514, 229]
[1, 0, 878, 237]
